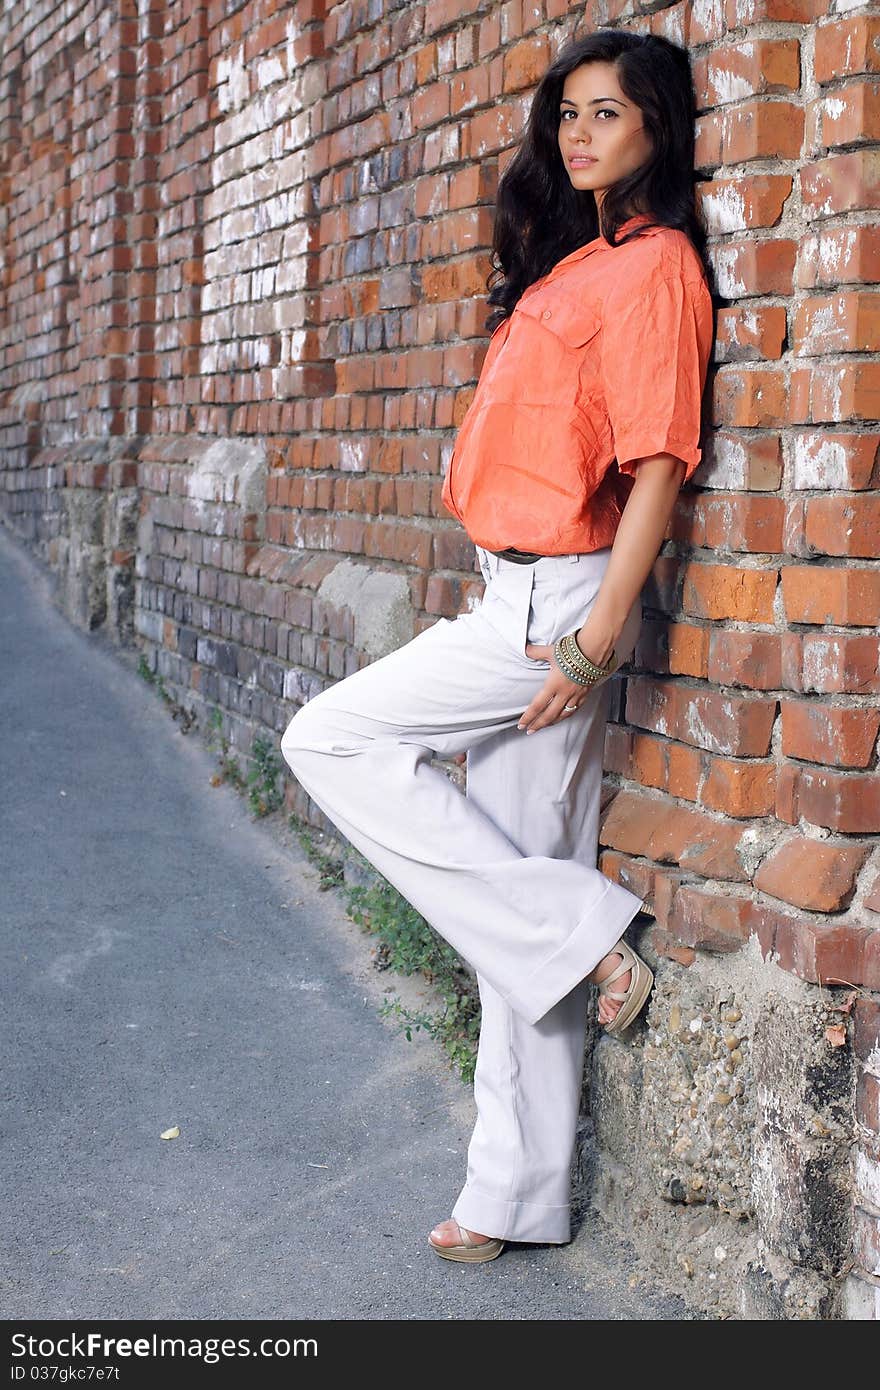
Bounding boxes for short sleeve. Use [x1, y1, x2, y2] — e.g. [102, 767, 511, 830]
[599, 270, 713, 483]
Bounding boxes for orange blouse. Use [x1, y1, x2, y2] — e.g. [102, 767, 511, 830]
[440, 213, 714, 555]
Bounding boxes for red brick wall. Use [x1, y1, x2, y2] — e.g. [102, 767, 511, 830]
[1, 0, 879, 1302]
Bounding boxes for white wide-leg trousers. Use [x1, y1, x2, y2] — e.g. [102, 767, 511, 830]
[280, 543, 645, 1244]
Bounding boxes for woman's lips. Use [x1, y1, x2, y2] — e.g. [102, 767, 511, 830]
[569, 156, 597, 166]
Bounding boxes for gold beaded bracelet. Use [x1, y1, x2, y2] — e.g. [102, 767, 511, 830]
[553, 630, 619, 687]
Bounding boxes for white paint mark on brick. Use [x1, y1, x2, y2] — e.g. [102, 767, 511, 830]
[711, 68, 754, 104]
[819, 228, 856, 277]
[258, 56, 284, 89]
[802, 638, 839, 692]
[712, 248, 747, 299]
[698, 434, 750, 490]
[338, 439, 370, 474]
[216, 48, 249, 114]
[792, 434, 851, 489]
[702, 184, 747, 235]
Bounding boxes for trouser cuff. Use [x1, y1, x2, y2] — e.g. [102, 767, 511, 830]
[451, 1184, 572, 1245]
[506, 878, 646, 1026]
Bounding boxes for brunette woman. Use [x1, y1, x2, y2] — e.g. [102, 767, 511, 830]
[281, 27, 716, 1263]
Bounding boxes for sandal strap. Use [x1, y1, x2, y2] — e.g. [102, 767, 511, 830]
[454, 1219, 475, 1247]
[597, 948, 635, 991]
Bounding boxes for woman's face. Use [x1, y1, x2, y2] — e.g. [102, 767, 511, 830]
[557, 61, 653, 212]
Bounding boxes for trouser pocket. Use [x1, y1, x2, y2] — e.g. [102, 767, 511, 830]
[524, 561, 562, 650]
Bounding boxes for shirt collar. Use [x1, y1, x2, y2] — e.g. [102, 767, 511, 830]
[547, 212, 658, 279]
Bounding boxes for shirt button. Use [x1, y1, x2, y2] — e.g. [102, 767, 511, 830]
[542, 309, 552, 319]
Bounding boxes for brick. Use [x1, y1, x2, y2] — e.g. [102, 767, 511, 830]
[715, 302, 788, 361]
[800, 149, 880, 220]
[710, 238, 797, 299]
[700, 40, 801, 107]
[803, 496, 880, 559]
[853, 998, 880, 1063]
[669, 886, 753, 952]
[713, 364, 789, 427]
[626, 676, 777, 756]
[809, 361, 880, 424]
[754, 837, 870, 912]
[811, 81, 880, 151]
[682, 562, 778, 622]
[708, 631, 782, 690]
[790, 432, 880, 490]
[793, 291, 880, 356]
[773, 919, 874, 988]
[667, 742, 703, 801]
[697, 431, 783, 491]
[798, 223, 880, 289]
[671, 494, 784, 552]
[666, 622, 710, 679]
[864, 931, 880, 993]
[502, 35, 550, 91]
[814, 16, 880, 84]
[782, 566, 880, 625]
[699, 174, 792, 236]
[723, 99, 804, 164]
[424, 573, 481, 617]
[596, 848, 656, 906]
[789, 632, 880, 694]
[599, 788, 754, 884]
[798, 767, 880, 833]
[701, 758, 776, 817]
[856, 1067, 873, 1134]
[781, 700, 880, 766]
[726, 0, 818, 25]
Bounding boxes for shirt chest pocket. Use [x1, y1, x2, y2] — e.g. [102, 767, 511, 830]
[514, 293, 602, 353]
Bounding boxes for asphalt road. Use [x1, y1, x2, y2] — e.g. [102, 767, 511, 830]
[0, 523, 694, 1322]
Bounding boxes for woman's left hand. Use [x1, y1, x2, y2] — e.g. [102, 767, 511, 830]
[517, 644, 589, 734]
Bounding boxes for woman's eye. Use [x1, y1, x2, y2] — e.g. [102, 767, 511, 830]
[559, 108, 618, 120]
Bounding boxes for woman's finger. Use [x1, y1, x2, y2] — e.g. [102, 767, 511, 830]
[518, 687, 576, 734]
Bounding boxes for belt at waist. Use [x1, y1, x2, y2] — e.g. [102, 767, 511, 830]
[490, 547, 546, 564]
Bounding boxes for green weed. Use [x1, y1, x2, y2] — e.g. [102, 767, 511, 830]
[206, 706, 246, 793]
[137, 652, 195, 733]
[247, 735, 284, 818]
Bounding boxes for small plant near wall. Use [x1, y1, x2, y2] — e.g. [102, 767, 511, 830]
[246, 735, 284, 818]
[205, 711, 283, 818]
[206, 707, 246, 794]
[137, 653, 195, 733]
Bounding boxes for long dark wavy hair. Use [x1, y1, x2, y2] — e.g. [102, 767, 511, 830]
[485, 28, 716, 332]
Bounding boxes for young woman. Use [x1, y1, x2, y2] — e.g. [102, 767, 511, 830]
[281, 28, 716, 1263]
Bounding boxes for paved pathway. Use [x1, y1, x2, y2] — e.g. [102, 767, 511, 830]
[0, 524, 695, 1320]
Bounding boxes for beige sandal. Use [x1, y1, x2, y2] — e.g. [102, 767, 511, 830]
[595, 938, 654, 1035]
[428, 1218, 506, 1263]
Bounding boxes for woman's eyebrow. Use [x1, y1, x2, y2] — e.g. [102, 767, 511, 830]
[560, 96, 628, 107]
